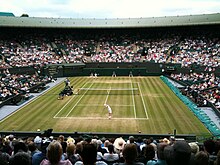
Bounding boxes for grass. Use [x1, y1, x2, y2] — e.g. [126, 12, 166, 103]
[0, 76, 211, 137]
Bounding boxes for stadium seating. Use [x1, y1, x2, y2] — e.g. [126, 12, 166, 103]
[0, 25, 220, 165]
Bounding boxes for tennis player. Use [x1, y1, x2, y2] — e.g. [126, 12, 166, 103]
[104, 104, 112, 119]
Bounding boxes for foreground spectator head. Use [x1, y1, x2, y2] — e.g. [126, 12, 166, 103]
[203, 139, 215, 155]
[28, 141, 38, 155]
[66, 143, 76, 156]
[214, 150, 220, 165]
[173, 140, 192, 165]
[194, 151, 209, 165]
[122, 143, 138, 164]
[13, 141, 28, 154]
[145, 144, 155, 162]
[75, 142, 83, 155]
[40, 140, 72, 165]
[164, 140, 191, 165]
[81, 143, 97, 165]
[157, 142, 168, 160]
[9, 152, 31, 165]
[46, 141, 63, 164]
[66, 143, 79, 164]
[108, 144, 114, 153]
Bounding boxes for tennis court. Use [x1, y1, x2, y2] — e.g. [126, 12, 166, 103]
[0, 76, 210, 135]
[54, 79, 148, 120]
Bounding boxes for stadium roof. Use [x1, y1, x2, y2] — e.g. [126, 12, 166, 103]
[0, 13, 219, 28]
[0, 12, 15, 17]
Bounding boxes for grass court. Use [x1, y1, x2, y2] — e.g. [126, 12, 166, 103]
[0, 76, 210, 136]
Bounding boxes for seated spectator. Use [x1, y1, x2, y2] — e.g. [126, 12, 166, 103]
[0, 150, 10, 165]
[150, 142, 168, 165]
[203, 139, 217, 164]
[113, 137, 126, 155]
[57, 135, 67, 154]
[32, 141, 50, 165]
[90, 139, 103, 161]
[97, 139, 108, 156]
[146, 144, 157, 165]
[214, 150, 220, 165]
[194, 151, 209, 165]
[136, 146, 147, 164]
[12, 141, 28, 155]
[64, 143, 81, 165]
[103, 144, 119, 163]
[74, 143, 107, 165]
[9, 151, 31, 165]
[164, 140, 192, 165]
[115, 143, 144, 165]
[40, 140, 72, 165]
[28, 141, 40, 157]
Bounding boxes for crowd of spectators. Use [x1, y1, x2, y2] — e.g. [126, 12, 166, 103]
[1, 133, 220, 165]
[0, 29, 219, 68]
[171, 72, 220, 109]
[169, 37, 220, 68]
[0, 69, 52, 105]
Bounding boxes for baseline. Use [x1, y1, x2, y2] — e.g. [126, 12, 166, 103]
[77, 104, 134, 107]
[53, 116, 148, 120]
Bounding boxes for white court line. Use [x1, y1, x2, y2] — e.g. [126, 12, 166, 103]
[53, 81, 89, 118]
[131, 81, 137, 118]
[77, 104, 134, 107]
[54, 116, 148, 120]
[104, 86, 111, 104]
[65, 82, 94, 117]
[138, 82, 149, 119]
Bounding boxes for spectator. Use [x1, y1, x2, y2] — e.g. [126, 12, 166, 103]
[152, 142, 168, 165]
[146, 144, 157, 165]
[28, 141, 40, 157]
[32, 141, 50, 165]
[65, 143, 81, 165]
[9, 151, 31, 165]
[103, 144, 119, 163]
[40, 140, 72, 165]
[164, 140, 191, 165]
[58, 135, 67, 154]
[74, 143, 107, 165]
[113, 137, 126, 155]
[118, 143, 144, 165]
[194, 151, 209, 165]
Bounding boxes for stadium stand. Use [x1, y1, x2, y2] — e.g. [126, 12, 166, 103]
[0, 13, 220, 164]
[0, 132, 219, 165]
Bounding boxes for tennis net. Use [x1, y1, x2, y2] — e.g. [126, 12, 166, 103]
[77, 88, 139, 95]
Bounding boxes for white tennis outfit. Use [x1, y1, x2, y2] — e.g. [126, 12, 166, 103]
[106, 104, 112, 114]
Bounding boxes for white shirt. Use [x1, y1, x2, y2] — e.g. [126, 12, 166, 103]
[105, 104, 112, 113]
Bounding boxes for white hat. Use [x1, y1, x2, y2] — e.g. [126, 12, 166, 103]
[114, 137, 126, 150]
[34, 136, 42, 144]
[67, 137, 75, 144]
[188, 142, 199, 154]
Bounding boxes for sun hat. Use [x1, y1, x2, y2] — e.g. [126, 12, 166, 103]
[67, 136, 75, 144]
[113, 137, 126, 150]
